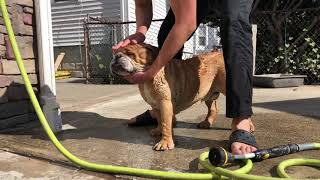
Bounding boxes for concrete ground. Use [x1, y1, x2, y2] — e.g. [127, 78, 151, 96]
[1, 78, 320, 179]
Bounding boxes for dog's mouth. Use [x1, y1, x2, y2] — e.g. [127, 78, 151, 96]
[110, 62, 133, 76]
[110, 53, 137, 76]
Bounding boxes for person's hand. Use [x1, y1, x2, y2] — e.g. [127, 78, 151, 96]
[112, 32, 146, 51]
[124, 65, 159, 84]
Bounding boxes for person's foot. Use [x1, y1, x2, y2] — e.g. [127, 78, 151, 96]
[230, 117, 257, 155]
[127, 109, 157, 126]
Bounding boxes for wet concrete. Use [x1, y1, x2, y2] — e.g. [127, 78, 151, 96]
[0, 151, 112, 180]
[1, 78, 320, 179]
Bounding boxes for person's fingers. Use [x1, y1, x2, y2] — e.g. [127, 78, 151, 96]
[131, 39, 138, 44]
[112, 41, 123, 51]
[112, 32, 145, 52]
[112, 38, 131, 51]
[121, 39, 131, 48]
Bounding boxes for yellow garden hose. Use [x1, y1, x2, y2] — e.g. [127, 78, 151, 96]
[55, 71, 71, 80]
[1, 0, 320, 179]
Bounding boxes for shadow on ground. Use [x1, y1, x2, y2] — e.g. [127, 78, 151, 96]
[9, 111, 229, 151]
[253, 97, 320, 119]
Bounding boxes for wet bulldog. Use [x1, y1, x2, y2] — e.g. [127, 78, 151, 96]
[110, 43, 226, 151]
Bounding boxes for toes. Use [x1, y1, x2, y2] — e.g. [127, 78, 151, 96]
[244, 146, 250, 154]
[231, 142, 256, 155]
[239, 145, 247, 154]
[250, 146, 257, 152]
[231, 144, 242, 155]
[232, 147, 242, 155]
[154, 142, 164, 151]
[154, 142, 168, 151]
[153, 140, 175, 151]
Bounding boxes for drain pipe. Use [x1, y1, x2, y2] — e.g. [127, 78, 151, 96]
[34, 0, 62, 132]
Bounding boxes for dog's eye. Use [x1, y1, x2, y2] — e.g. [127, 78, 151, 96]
[115, 54, 122, 58]
[126, 52, 135, 59]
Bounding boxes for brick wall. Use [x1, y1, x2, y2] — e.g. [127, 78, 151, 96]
[0, 0, 38, 131]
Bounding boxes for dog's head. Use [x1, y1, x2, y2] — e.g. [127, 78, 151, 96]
[110, 43, 159, 76]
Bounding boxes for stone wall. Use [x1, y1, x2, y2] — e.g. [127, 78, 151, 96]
[0, 0, 38, 131]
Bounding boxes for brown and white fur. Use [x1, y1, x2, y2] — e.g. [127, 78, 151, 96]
[110, 43, 226, 151]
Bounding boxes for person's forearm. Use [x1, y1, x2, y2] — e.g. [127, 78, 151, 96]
[135, 0, 152, 35]
[150, 0, 196, 73]
[152, 23, 196, 72]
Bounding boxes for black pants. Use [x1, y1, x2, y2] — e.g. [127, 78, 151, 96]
[157, 0, 254, 118]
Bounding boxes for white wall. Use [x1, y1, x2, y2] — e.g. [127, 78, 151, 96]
[125, 0, 196, 58]
[195, 25, 221, 54]
[125, 0, 167, 47]
[51, 0, 121, 47]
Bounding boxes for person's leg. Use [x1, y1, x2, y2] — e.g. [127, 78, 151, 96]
[219, 0, 257, 154]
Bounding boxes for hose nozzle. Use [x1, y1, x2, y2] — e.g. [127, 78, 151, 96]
[208, 147, 235, 167]
[208, 143, 317, 167]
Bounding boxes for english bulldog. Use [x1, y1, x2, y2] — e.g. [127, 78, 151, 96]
[110, 43, 226, 151]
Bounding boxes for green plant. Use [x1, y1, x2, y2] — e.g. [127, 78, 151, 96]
[268, 29, 320, 83]
[253, 8, 320, 84]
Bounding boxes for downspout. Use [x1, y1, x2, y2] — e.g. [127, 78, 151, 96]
[252, 24, 257, 75]
[120, 0, 129, 40]
[120, 0, 128, 22]
[34, 0, 62, 132]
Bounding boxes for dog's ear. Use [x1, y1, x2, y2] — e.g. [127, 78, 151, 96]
[141, 43, 159, 59]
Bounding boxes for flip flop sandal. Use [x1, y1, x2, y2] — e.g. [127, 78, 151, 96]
[229, 129, 259, 150]
[127, 110, 158, 127]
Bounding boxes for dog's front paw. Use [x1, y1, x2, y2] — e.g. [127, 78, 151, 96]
[153, 139, 175, 151]
[150, 128, 162, 137]
[197, 120, 212, 129]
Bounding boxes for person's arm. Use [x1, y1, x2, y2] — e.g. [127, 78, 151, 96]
[112, 0, 153, 50]
[135, 0, 153, 36]
[148, 0, 197, 76]
[124, 0, 197, 83]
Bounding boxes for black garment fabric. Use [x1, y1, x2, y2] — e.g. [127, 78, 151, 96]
[157, 0, 254, 118]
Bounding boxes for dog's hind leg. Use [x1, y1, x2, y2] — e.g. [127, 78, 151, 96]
[197, 99, 218, 129]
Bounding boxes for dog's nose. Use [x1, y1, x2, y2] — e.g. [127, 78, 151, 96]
[111, 61, 121, 70]
[111, 60, 119, 67]
[114, 53, 122, 59]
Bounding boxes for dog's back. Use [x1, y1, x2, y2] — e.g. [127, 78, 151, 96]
[164, 51, 226, 113]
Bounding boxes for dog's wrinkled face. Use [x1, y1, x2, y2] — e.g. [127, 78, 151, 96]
[110, 43, 158, 76]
